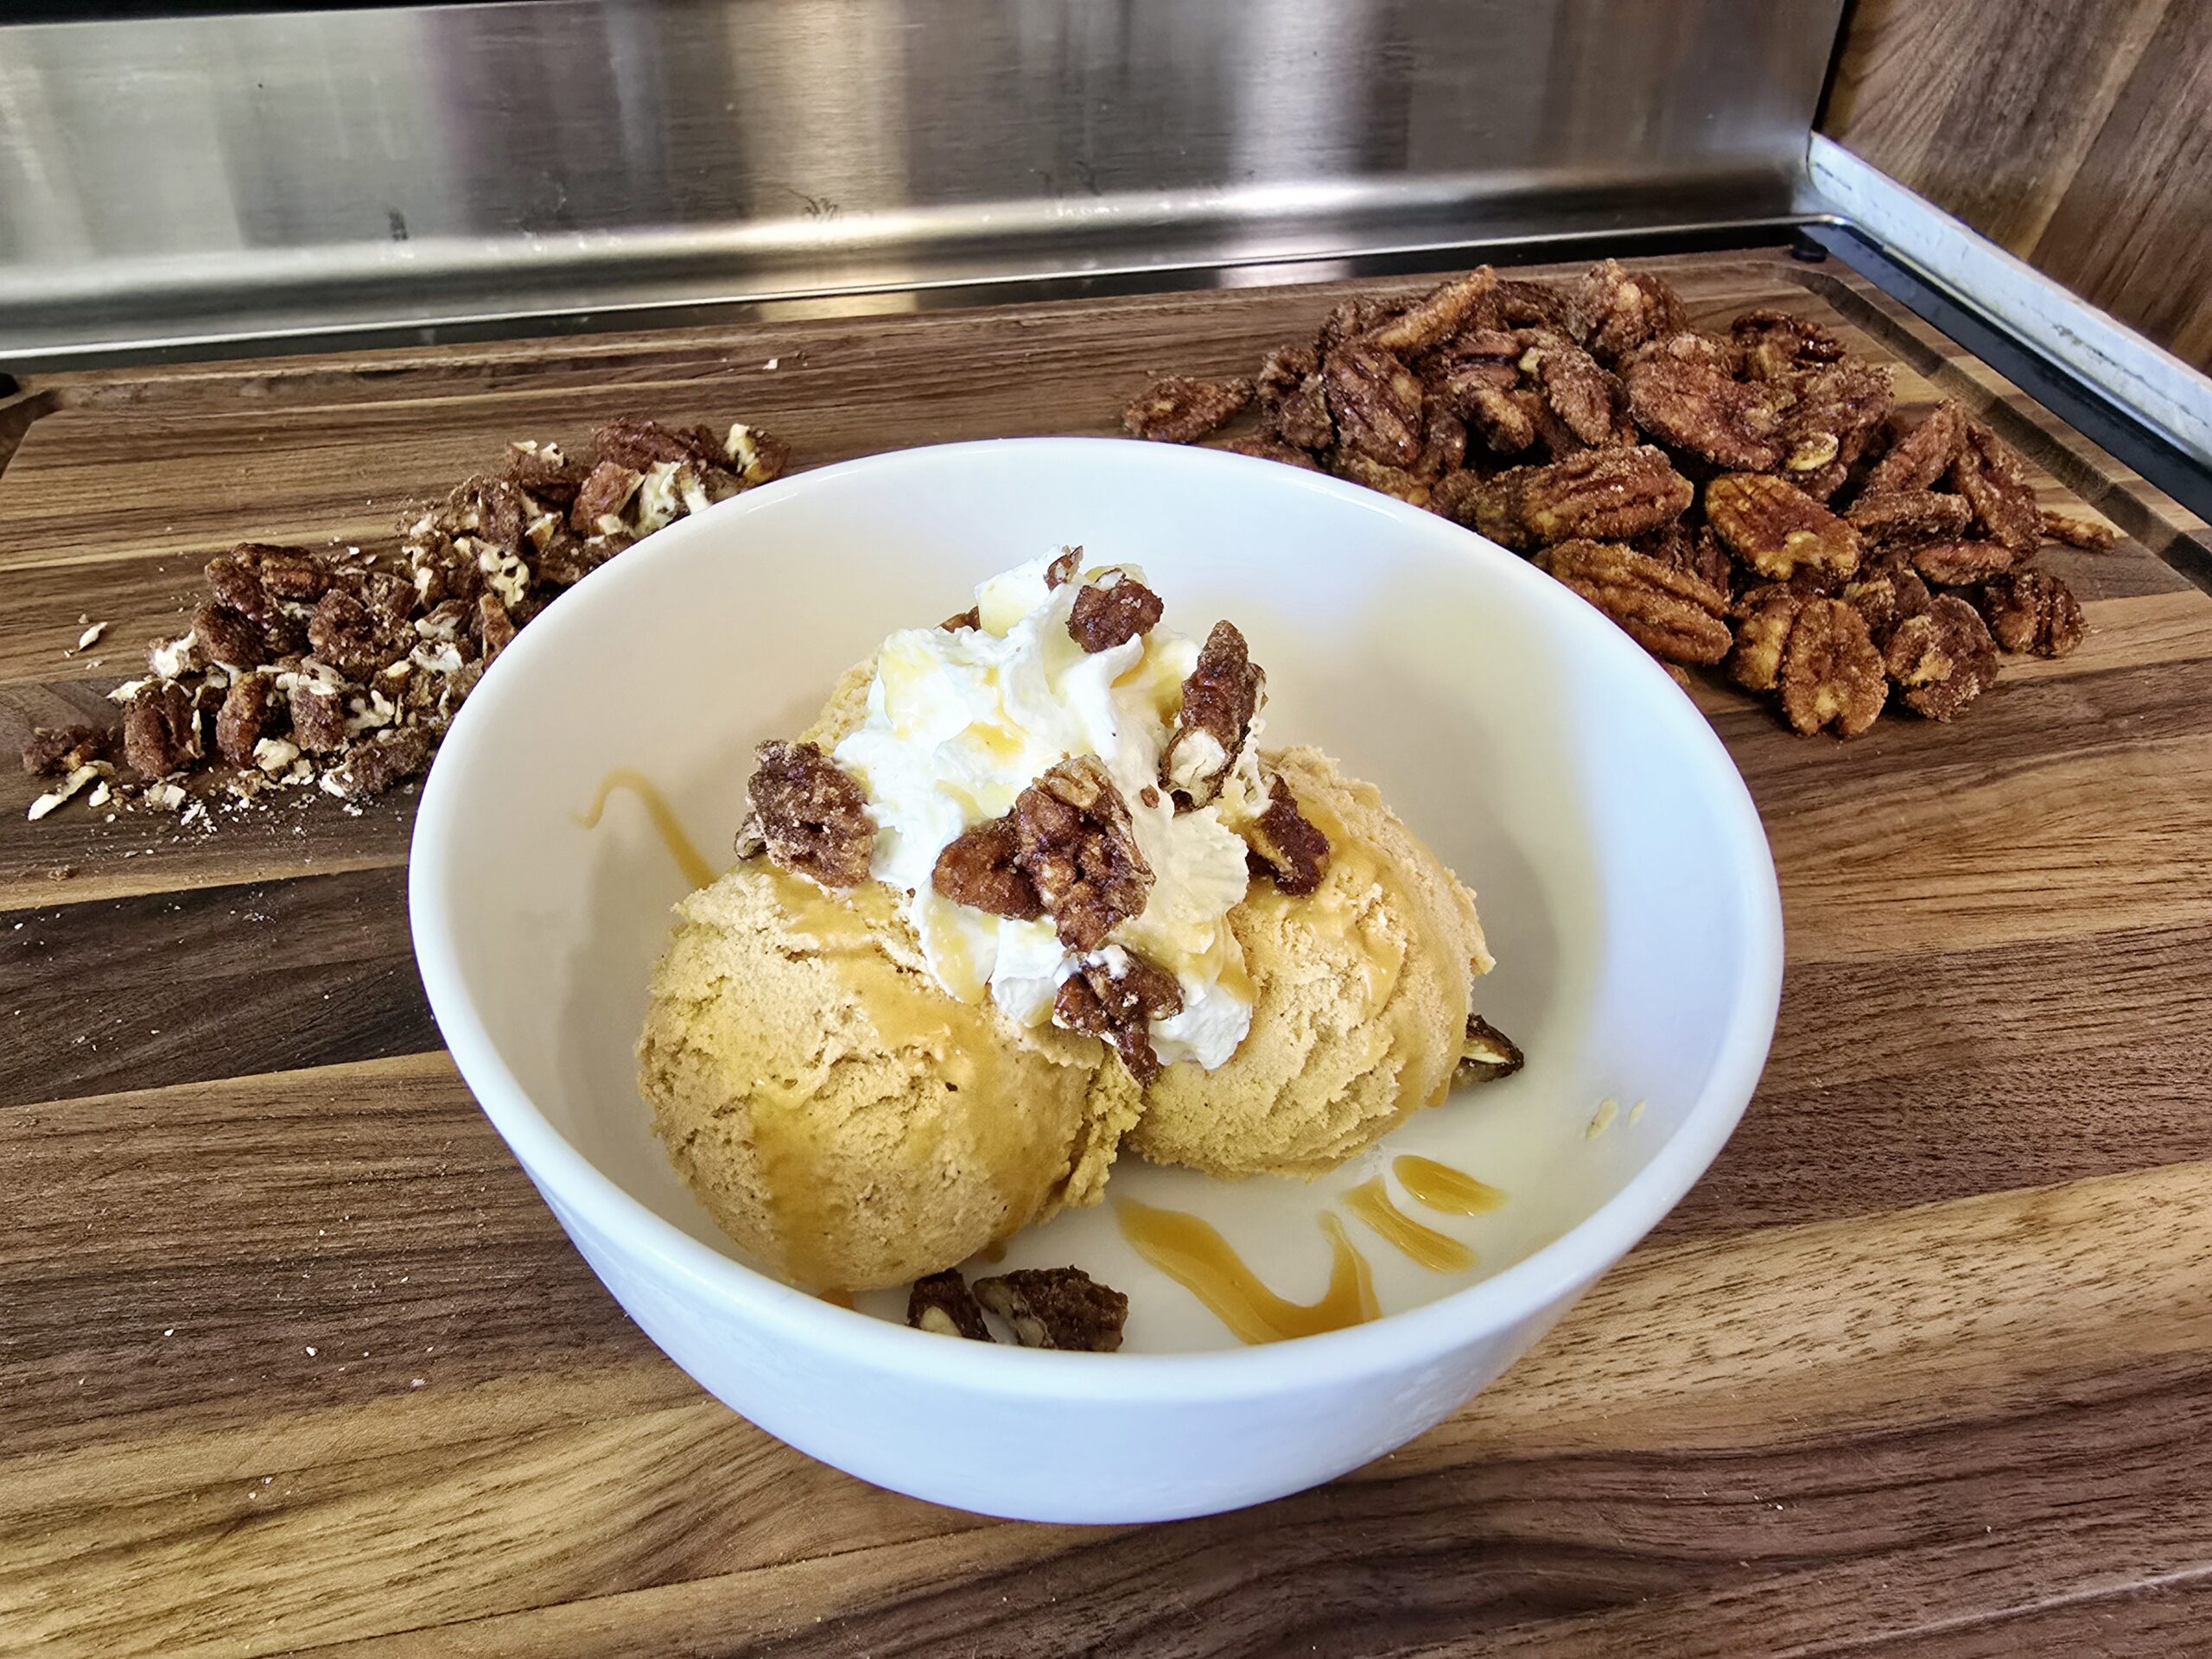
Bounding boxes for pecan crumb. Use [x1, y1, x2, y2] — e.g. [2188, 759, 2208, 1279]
[1014, 757, 1153, 951]
[906, 1270, 992, 1341]
[736, 740, 877, 888]
[931, 813, 1044, 920]
[974, 1267, 1129, 1352]
[1246, 775, 1331, 895]
[1456, 1014, 1526, 1085]
[1065, 570, 1165, 653]
[1160, 620, 1264, 807]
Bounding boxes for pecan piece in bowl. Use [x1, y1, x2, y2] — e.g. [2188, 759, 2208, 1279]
[735, 740, 878, 888]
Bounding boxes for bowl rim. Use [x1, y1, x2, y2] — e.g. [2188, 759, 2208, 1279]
[409, 435, 1783, 1399]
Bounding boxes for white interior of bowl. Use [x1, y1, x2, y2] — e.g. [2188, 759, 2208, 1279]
[413, 439, 1779, 1359]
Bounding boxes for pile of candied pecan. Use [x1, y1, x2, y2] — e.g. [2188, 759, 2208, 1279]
[1123, 261, 2109, 738]
[21, 416, 786, 821]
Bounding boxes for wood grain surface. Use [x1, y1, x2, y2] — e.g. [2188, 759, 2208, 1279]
[3, 250, 2210, 1657]
[1824, 0, 2212, 371]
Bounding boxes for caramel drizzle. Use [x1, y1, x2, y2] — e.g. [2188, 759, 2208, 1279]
[577, 769, 718, 890]
[1392, 1154, 1506, 1217]
[1115, 1199, 1378, 1344]
[1343, 1178, 1476, 1273]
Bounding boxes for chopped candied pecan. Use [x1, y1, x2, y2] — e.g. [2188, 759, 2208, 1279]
[308, 587, 400, 680]
[939, 605, 982, 632]
[1977, 570, 2084, 658]
[21, 724, 109, 777]
[735, 740, 877, 888]
[123, 681, 200, 777]
[360, 570, 416, 636]
[1123, 375, 1254, 444]
[331, 726, 433, 798]
[1731, 308, 1847, 381]
[1014, 756, 1154, 951]
[1569, 259, 1688, 362]
[906, 1271, 991, 1341]
[1045, 547, 1082, 588]
[1324, 344, 1427, 467]
[1256, 343, 1321, 403]
[1777, 598, 1887, 738]
[1054, 946, 1182, 1084]
[1846, 489, 1974, 546]
[1218, 435, 1321, 471]
[569, 460, 644, 534]
[973, 1267, 1128, 1351]
[504, 440, 585, 505]
[476, 592, 518, 664]
[1538, 539, 1732, 665]
[215, 671, 276, 766]
[1245, 774, 1331, 895]
[931, 813, 1044, 920]
[1624, 352, 1789, 471]
[1268, 371, 1334, 451]
[1948, 423, 2040, 553]
[1161, 620, 1264, 806]
[288, 678, 349, 753]
[1455, 1014, 1525, 1085]
[1361, 269, 1497, 353]
[1453, 445, 1693, 550]
[1885, 594, 1998, 721]
[1705, 473, 1862, 582]
[2038, 506, 2118, 551]
[724, 423, 788, 488]
[531, 520, 606, 589]
[1839, 558, 1933, 645]
[1066, 570, 1164, 653]
[1865, 399, 1968, 493]
[1527, 334, 1627, 448]
[192, 601, 263, 670]
[1911, 539, 2023, 586]
[592, 416, 729, 481]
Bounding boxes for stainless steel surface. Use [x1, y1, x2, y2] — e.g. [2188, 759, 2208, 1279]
[0, 0, 1844, 365]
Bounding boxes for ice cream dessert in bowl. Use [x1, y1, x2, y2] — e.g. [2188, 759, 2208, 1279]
[639, 547, 1510, 1309]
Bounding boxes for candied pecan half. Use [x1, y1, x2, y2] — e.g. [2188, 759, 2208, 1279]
[1634, 522, 1735, 596]
[1268, 371, 1335, 451]
[2039, 506, 2118, 551]
[1977, 570, 2084, 658]
[1948, 423, 2040, 553]
[1539, 539, 1732, 665]
[1570, 259, 1688, 362]
[1777, 598, 1886, 738]
[1522, 332, 1627, 448]
[123, 681, 200, 777]
[1726, 589, 1801, 694]
[1493, 277, 1575, 331]
[1624, 353, 1789, 471]
[1014, 756, 1153, 950]
[1846, 489, 1974, 546]
[1324, 343, 1426, 467]
[569, 459, 644, 534]
[1066, 569, 1164, 653]
[1885, 594, 1998, 721]
[1706, 473, 1862, 582]
[1731, 308, 1847, 380]
[21, 724, 109, 777]
[1452, 445, 1693, 550]
[1219, 435, 1322, 471]
[1123, 376, 1254, 444]
[1362, 270, 1497, 353]
[974, 1267, 1128, 1351]
[1865, 400, 1968, 493]
[215, 671, 276, 767]
[1782, 361, 1894, 468]
[332, 727, 434, 798]
[191, 601, 263, 671]
[1911, 539, 2023, 586]
[1246, 774, 1331, 895]
[1319, 297, 1400, 354]
[1331, 451, 1434, 507]
[1456, 1014, 1526, 1085]
[1256, 343, 1321, 402]
[906, 1270, 992, 1340]
[735, 740, 877, 887]
[1054, 945, 1182, 1084]
[289, 678, 348, 753]
[1425, 330, 1523, 414]
[1839, 558, 1934, 645]
[1460, 385, 1541, 455]
[1621, 330, 1742, 379]
[1161, 620, 1264, 806]
[931, 813, 1044, 920]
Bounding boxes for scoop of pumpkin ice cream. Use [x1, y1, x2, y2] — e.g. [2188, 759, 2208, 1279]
[1128, 746, 1492, 1179]
[639, 860, 1139, 1292]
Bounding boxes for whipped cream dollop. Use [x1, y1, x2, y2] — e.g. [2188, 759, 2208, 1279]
[833, 552, 1264, 1068]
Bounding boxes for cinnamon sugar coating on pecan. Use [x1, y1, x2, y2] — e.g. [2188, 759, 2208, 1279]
[735, 740, 877, 888]
[1706, 473, 1862, 582]
[1245, 774, 1332, 895]
[1452, 445, 1692, 550]
[1840, 558, 1934, 645]
[1525, 332, 1630, 448]
[1864, 399, 1968, 494]
[1910, 539, 2024, 587]
[931, 812, 1044, 920]
[1885, 594, 1998, 721]
[123, 681, 200, 777]
[1731, 308, 1847, 380]
[1777, 598, 1887, 738]
[1014, 756, 1153, 951]
[1268, 371, 1335, 451]
[974, 1267, 1128, 1351]
[1623, 353, 1789, 471]
[1053, 947, 1182, 1084]
[1976, 570, 2084, 658]
[2038, 507, 2118, 551]
[1123, 376, 1255, 444]
[1538, 539, 1732, 665]
[1948, 423, 2041, 554]
[1162, 620, 1264, 806]
[1361, 269, 1498, 353]
[1846, 489, 1974, 546]
[1066, 570, 1165, 653]
[1324, 343, 1427, 467]
[1570, 259, 1688, 363]
[906, 1270, 992, 1341]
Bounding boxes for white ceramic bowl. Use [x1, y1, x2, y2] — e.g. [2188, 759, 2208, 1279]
[410, 437, 1781, 1523]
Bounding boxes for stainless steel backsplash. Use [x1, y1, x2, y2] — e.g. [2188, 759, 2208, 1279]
[0, 0, 1843, 360]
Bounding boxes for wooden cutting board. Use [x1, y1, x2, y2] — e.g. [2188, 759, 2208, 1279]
[3, 249, 2210, 1657]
